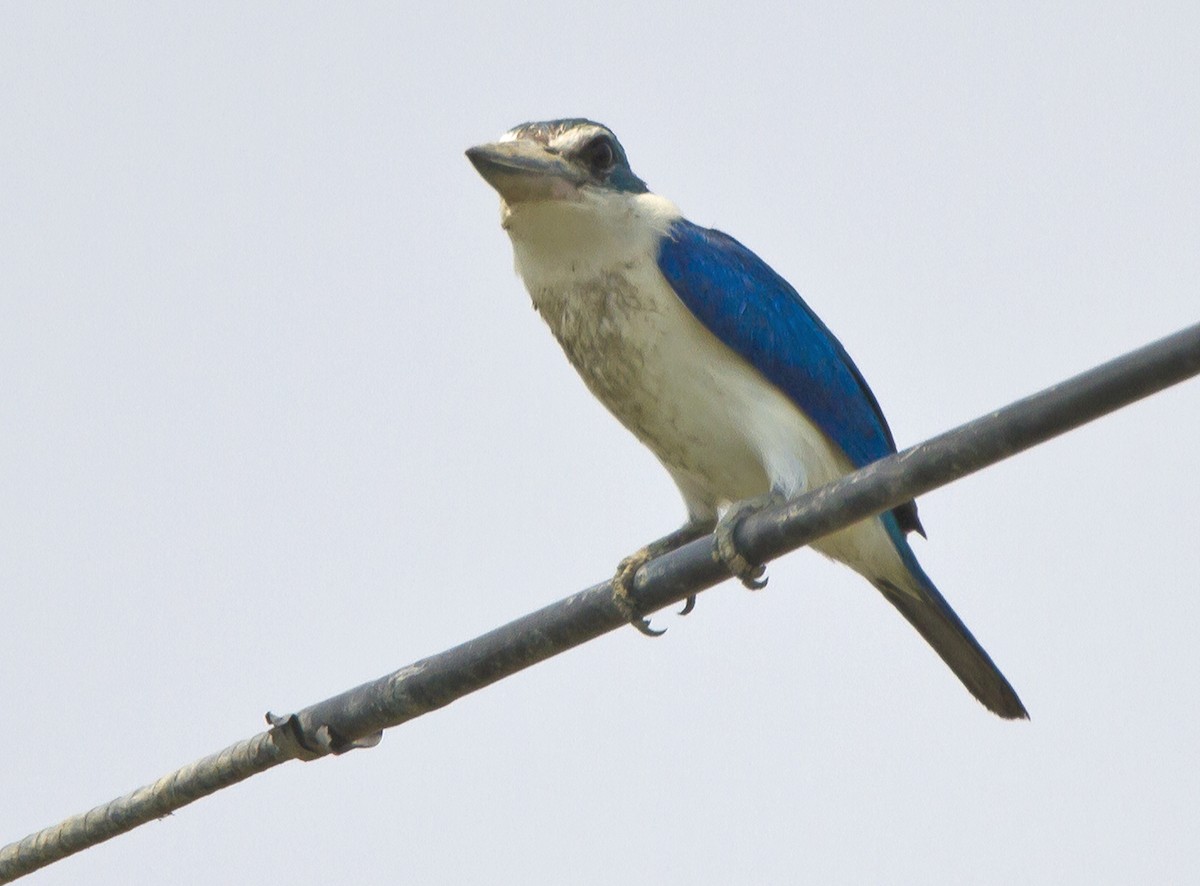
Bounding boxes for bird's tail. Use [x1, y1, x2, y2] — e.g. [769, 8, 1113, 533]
[874, 522, 1028, 720]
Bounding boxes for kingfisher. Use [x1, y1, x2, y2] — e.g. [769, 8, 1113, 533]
[467, 119, 1026, 719]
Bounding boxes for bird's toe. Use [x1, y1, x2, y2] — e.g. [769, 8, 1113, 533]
[611, 549, 666, 636]
[714, 494, 783, 590]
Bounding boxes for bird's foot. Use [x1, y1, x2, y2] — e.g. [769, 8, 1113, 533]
[611, 518, 714, 635]
[715, 493, 785, 590]
[612, 548, 665, 637]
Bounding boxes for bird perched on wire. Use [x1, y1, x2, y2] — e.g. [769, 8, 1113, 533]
[467, 118, 1026, 719]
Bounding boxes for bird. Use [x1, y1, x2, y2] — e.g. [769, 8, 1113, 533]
[466, 118, 1027, 719]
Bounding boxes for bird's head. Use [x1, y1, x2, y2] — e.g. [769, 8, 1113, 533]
[466, 119, 648, 209]
[467, 119, 677, 276]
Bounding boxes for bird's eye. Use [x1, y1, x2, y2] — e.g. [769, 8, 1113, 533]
[583, 137, 616, 173]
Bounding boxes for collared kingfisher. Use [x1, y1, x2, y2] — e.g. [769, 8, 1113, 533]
[467, 118, 1026, 719]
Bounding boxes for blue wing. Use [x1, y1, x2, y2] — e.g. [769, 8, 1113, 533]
[657, 218, 922, 535]
[657, 221, 1031, 718]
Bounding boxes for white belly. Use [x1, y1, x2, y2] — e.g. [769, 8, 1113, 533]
[529, 262, 828, 513]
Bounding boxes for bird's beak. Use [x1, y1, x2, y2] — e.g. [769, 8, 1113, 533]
[466, 140, 586, 204]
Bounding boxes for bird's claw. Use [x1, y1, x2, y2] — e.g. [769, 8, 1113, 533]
[720, 543, 768, 589]
[715, 496, 779, 590]
[631, 615, 666, 637]
[612, 550, 666, 636]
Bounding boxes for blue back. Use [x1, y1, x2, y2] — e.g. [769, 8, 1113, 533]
[657, 219, 922, 535]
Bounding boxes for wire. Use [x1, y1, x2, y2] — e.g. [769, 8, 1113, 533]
[3, 321, 1198, 883]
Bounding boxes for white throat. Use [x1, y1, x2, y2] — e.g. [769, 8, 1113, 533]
[501, 189, 681, 292]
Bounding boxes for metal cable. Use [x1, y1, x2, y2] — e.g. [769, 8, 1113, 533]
[3, 321, 1198, 882]
[0, 732, 287, 882]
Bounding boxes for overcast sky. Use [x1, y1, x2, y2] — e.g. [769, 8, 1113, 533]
[3, 3, 1199, 884]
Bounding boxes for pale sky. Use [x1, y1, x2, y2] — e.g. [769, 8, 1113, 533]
[3, 3, 1199, 884]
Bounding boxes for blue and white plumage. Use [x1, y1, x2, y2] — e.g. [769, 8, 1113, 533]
[468, 119, 1026, 719]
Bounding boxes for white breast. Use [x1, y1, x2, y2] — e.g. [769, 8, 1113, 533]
[500, 189, 907, 583]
